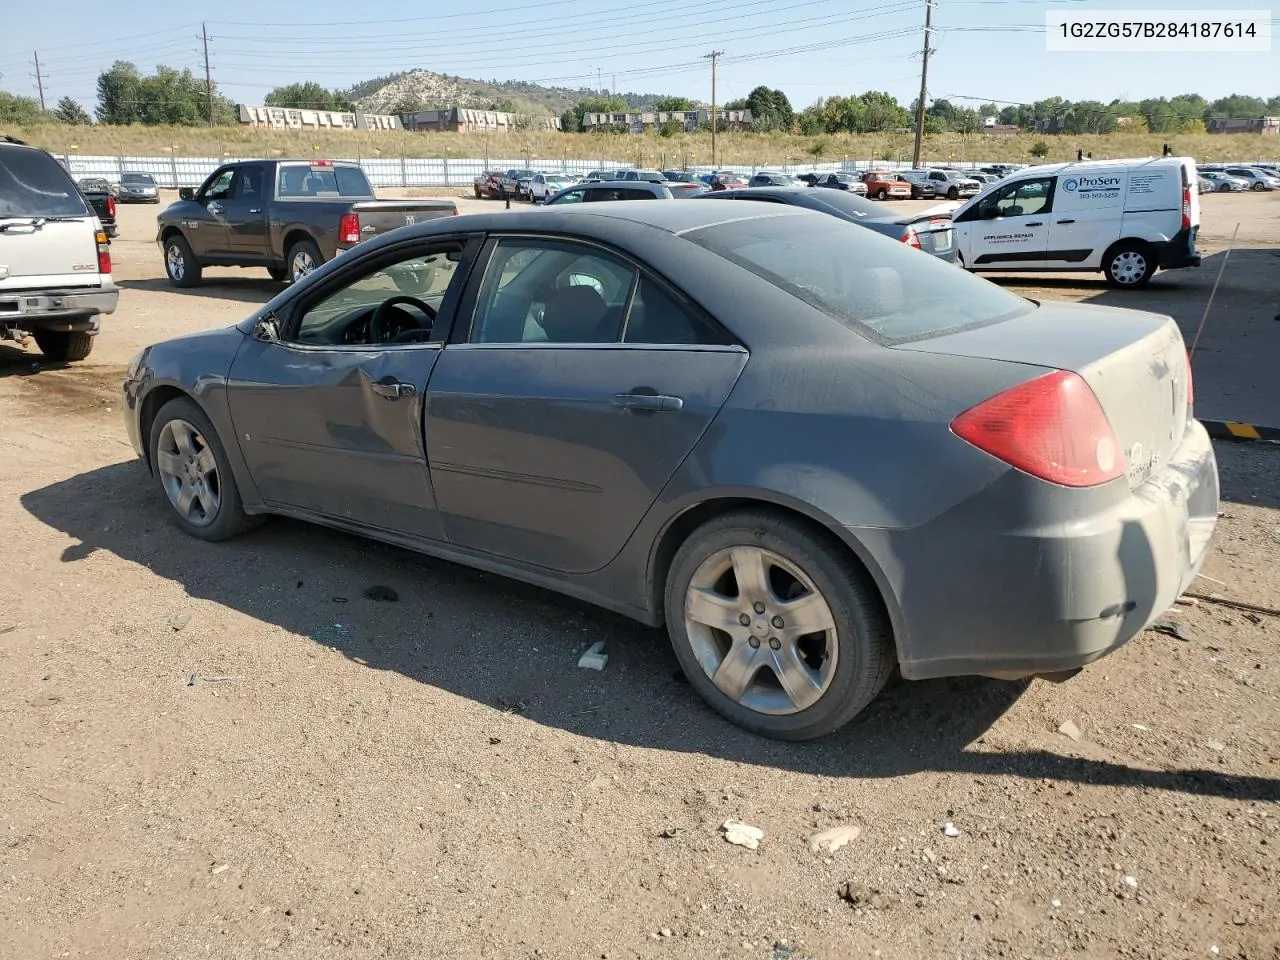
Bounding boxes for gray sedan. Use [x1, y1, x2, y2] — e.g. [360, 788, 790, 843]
[122, 201, 1219, 740]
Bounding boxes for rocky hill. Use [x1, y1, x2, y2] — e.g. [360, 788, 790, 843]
[346, 69, 678, 116]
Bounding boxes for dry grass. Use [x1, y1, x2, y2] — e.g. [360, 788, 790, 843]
[13, 123, 1279, 166]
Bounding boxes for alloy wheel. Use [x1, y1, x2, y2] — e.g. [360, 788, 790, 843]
[291, 250, 316, 281]
[683, 545, 838, 715]
[155, 418, 221, 527]
[166, 243, 185, 282]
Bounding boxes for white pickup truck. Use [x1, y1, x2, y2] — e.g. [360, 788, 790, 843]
[0, 136, 118, 362]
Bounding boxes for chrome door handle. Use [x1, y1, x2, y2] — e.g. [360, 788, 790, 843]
[371, 380, 417, 399]
[612, 392, 683, 412]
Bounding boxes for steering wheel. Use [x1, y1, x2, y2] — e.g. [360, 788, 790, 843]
[370, 295, 436, 344]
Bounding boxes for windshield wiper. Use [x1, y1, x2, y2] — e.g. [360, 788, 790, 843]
[0, 216, 85, 232]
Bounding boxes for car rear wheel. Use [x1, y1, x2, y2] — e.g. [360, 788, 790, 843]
[665, 509, 894, 740]
[164, 235, 202, 288]
[149, 397, 260, 542]
[287, 239, 324, 283]
[1103, 241, 1156, 289]
[33, 330, 94, 362]
[1252, 181, 1266, 191]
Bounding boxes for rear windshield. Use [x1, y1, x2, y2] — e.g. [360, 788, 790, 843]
[686, 214, 1032, 344]
[277, 164, 372, 198]
[0, 146, 89, 218]
[805, 189, 880, 218]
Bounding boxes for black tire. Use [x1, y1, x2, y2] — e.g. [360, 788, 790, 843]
[474, 184, 483, 198]
[267, 266, 287, 282]
[947, 186, 959, 200]
[286, 238, 324, 283]
[1218, 183, 1230, 192]
[1252, 181, 1266, 191]
[876, 188, 887, 200]
[1102, 240, 1157, 289]
[664, 509, 894, 740]
[148, 397, 261, 542]
[33, 330, 94, 362]
[163, 234, 202, 288]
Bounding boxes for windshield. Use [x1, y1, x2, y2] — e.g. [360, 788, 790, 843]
[0, 146, 89, 218]
[121, 173, 155, 184]
[685, 214, 1032, 344]
[805, 189, 880, 219]
[277, 164, 372, 198]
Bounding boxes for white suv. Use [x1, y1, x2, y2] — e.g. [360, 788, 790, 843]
[1, 136, 117, 362]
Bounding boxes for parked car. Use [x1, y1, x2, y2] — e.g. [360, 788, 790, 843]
[949, 156, 1202, 288]
[473, 170, 506, 199]
[812, 172, 869, 196]
[703, 173, 748, 191]
[79, 176, 118, 198]
[499, 169, 537, 199]
[117, 171, 160, 203]
[544, 180, 707, 204]
[903, 169, 982, 200]
[895, 174, 938, 200]
[1196, 175, 1216, 194]
[1199, 171, 1249, 192]
[618, 170, 668, 183]
[663, 171, 703, 183]
[696, 186, 958, 261]
[968, 172, 1001, 185]
[795, 172, 825, 186]
[155, 159, 457, 287]
[529, 173, 577, 202]
[861, 171, 913, 201]
[122, 200, 1219, 740]
[0, 135, 117, 361]
[77, 177, 118, 238]
[747, 171, 803, 187]
[584, 169, 625, 182]
[1222, 166, 1280, 190]
[1252, 164, 1280, 179]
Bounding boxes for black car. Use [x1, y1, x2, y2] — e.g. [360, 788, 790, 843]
[747, 172, 801, 187]
[795, 172, 824, 186]
[77, 177, 117, 238]
[696, 186, 957, 262]
[896, 175, 938, 200]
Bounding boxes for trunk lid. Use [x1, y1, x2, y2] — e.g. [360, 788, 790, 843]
[0, 218, 101, 290]
[345, 199, 458, 243]
[898, 301, 1190, 489]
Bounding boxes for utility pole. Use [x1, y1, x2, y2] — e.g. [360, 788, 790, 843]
[201, 23, 214, 127]
[911, 0, 934, 167]
[33, 51, 46, 111]
[597, 67, 602, 95]
[704, 50, 723, 167]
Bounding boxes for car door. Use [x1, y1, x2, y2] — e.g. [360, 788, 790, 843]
[221, 163, 270, 258]
[954, 175, 1056, 268]
[225, 235, 481, 539]
[183, 167, 236, 257]
[1048, 167, 1126, 268]
[423, 236, 747, 574]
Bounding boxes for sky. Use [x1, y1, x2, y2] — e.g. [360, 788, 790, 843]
[1, 0, 1276, 114]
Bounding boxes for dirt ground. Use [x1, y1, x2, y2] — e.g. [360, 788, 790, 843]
[1, 190, 1277, 960]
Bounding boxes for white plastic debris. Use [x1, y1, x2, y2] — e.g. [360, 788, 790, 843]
[1123, 875, 1138, 889]
[1058, 720, 1083, 741]
[1206, 740, 1226, 752]
[942, 822, 961, 838]
[577, 641, 608, 671]
[808, 824, 861, 854]
[1132, 724, 1149, 731]
[1050, 899, 1062, 909]
[721, 819, 764, 850]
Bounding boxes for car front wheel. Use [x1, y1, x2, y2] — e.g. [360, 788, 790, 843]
[149, 397, 260, 541]
[665, 510, 894, 740]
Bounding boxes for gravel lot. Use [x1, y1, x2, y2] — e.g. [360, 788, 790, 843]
[1, 189, 1277, 960]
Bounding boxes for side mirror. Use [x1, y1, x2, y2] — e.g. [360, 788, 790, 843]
[980, 205, 1001, 220]
[252, 314, 280, 343]
[178, 187, 195, 201]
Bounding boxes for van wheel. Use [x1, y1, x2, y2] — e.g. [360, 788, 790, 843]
[34, 330, 94, 362]
[1103, 242, 1156, 289]
[164, 235, 202, 288]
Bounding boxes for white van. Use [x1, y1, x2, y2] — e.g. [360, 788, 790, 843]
[949, 156, 1201, 289]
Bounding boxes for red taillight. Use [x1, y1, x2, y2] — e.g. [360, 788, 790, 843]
[106, 195, 116, 218]
[950, 370, 1125, 487]
[902, 227, 922, 248]
[338, 212, 360, 245]
[1181, 184, 1191, 231]
[95, 229, 111, 274]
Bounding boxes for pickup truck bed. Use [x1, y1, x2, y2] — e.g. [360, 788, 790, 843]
[155, 159, 456, 287]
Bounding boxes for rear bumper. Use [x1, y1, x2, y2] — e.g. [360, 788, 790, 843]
[859, 420, 1219, 681]
[1154, 227, 1202, 269]
[0, 284, 118, 330]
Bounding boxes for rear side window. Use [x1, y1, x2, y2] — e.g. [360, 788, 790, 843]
[0, 146, 89, 218]
[277, 164, 372, 198]
[686, 214, 1033, 344]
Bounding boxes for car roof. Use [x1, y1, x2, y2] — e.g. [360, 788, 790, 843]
[439, 198, 814, 236]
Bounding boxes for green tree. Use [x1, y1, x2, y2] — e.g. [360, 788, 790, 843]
[566, 95, 628, 130]
[52, 96, 92, 125]
[654, 96, 695, 112]
[0, 91, 44, 125]
[96, 61, 236, 126]
[744, 85, 794, 132]
[95, 61, 143, 124]
[1204, 93, 1268, 120]
[265, 82, 353, 112]
[1030, 140, 1050, 158]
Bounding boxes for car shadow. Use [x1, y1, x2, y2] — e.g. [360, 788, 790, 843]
[116, 277, 281, 305]
[20, 460, 1280, 801]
